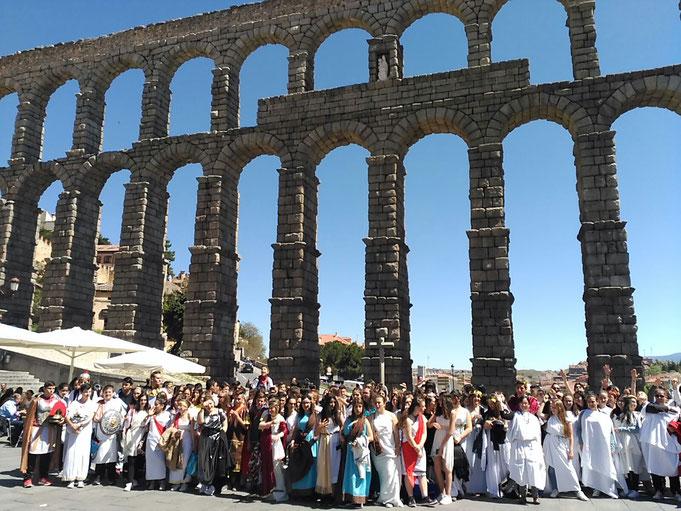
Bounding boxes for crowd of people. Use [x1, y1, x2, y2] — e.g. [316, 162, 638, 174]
[2, 364, 681, 507]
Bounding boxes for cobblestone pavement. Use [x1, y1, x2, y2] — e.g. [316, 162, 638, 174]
[0, 441, 678, 511]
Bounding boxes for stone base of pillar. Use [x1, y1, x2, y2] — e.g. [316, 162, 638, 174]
[104, 303, 164, 349]
[362, 352, 412, 388]
[269, 298, 320, 386]
[471, 356, 517, 395]
[587, 353, 643, 392]
[182, 297, 236, 382]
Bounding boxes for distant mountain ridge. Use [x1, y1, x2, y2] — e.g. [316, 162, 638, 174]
[650, 353, 681, 362]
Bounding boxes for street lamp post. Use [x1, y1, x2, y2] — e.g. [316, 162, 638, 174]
[0, 277, 20, 322]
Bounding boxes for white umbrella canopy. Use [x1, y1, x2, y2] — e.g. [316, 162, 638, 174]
[36, 327, 149, 380]
[94, 347, 205, 375]
[0, 323, 57, 348]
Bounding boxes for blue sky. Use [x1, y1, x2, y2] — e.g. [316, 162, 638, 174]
[0, 1, 680, 370]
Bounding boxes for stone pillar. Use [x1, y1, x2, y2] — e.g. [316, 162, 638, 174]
[368, 36, 403, 82]
[139, 73, 171, 140]
[468, 143, 516, 393]
[465, 22, 492, 67]
[38, 190, 100, 331]
[0, 198, 39, 328]
[211, 67, 238, 131]
[574, 131, 641, 390]
[364, 154, 412, 386]
[104, 180, 167, 348]
[288, 51, 314, 93]
[10, 89, 47, 165]
[269, 165, 320, 384]
[182, 174, 239, 380]
[69, 84, 106, 156]
[565, 0, 600, 80]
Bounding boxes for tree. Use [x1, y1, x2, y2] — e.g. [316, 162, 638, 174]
[163, 291, 186, 354]
[164, 239, 176, 278]
[98, 234, 112, 245]
[320, 341, 363, 380]
[238, 322, 267, 361]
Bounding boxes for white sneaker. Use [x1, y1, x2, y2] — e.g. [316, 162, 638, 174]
[439, 495, 452, 505]
[592, 490, 600, 498]
[124, 482, 132, 492]
[66, 481, 75, 489]
[77, 481, 85, 488]
[576, 491, 589, 501]
[93, 477, 102, 486]
[549, 489, 559, 498]
[385, 504, 394, 508]
[653, 490, 663, 500]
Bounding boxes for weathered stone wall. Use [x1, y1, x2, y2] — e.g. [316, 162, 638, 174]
[0, 0, 678, 390]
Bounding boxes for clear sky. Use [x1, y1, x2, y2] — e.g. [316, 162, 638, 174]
[1, 1, 680, 370]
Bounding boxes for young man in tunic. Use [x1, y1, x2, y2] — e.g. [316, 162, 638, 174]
[20, 381, 63, 487]
[92, 384, 126, 485]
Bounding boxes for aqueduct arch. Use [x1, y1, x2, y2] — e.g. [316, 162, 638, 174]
[0, 0, 679, 391]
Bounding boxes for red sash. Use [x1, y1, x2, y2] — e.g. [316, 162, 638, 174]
[153, 417, 167, 436]
[401, 414, 426, 485]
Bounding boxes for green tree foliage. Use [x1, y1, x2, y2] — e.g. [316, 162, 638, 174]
[320, 341, 363, 380]
[647, 360, 681, 375]
[238, 322, 267, 361]
[164, 239, 176, 277]
[163, 291, 186, 354]
[98, 235, 112, 245]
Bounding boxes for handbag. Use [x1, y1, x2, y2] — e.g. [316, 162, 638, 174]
[185, 452, 198, 477]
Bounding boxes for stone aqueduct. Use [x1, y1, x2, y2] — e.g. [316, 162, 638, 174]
[0, 0, 678, 390]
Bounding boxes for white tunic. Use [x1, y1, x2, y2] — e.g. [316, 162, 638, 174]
[579, 409, 622, 498]
[613, 413, 644, 475]
[168, 416, 194, 484]
[543, 416, 580, 492]
[146, 411, 170, 480]
[93, 398, 126, 464]
[29, 396, 60, 455]
[121, 409, 149, 458]
[507, 412, 545, 490]
[640, 406, 681, 476]
[62, 399, 97, 481]
[372, 411, 403, 507]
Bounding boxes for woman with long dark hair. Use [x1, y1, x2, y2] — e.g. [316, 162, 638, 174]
[341, 398, 373, 507]
[316, 394, 343, 498]
[613, 395, 644, 499]
[430, 393, 454, 504]
[197, 397, 230, 496]
[289, 395, 318, 498]
[121, 393, 148, 491]
[258, 397, 288, 500]
[62, 383, 96, 488]
[507, 395, 545, 505]
[400, 396, 434, 507]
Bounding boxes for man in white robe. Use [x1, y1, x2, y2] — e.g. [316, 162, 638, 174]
[578, 394, 625, 498]
[640, 389, 681, 501]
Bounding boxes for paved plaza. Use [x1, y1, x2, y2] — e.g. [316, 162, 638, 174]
[0, 440, 677, 511]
